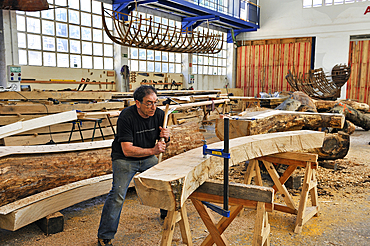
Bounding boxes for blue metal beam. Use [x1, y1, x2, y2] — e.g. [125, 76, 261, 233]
[182, 15, 220, 31]
[112, 0, 259, 38]
[182, 14, 218, 22]
[227, 28, 257, 43]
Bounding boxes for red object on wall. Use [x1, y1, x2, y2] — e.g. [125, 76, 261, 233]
[236, 37, 313, 97]
[364, 6, 370, 15]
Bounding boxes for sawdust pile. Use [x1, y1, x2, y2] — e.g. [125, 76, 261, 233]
[212, 158, 370, 197]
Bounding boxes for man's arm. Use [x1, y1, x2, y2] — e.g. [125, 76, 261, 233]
[121, 141, 166, 158]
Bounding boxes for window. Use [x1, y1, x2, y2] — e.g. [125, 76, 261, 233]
[303, 0, 366, 8]
[17, 0, 114, 69]
[190, 0, 228, 14]
[128, 13, 182, 74]
[192, 28, 227, 76]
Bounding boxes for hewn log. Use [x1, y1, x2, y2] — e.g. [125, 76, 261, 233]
[0, 148, 112, 207]
[162, 122, 204, 161]
[275, 98, 301, 111]
[290, 91, 317, 112]
[0, 122, 203, 207]
[329, 120, 356, 135]
[310, 131, 350, 160]
[330, 102, 370, 130]
[338, 99, 370, 112]
[134, 130, 325, 211]
[314, 99, 370, 113]
[215, 110, 344, 140]
[314, 100, 337, 112]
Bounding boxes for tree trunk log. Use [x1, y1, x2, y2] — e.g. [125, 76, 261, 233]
[162, 122, 204, 161]
[313, 100, 337, 112]
[215, 110, 344, 140]
[0, 148, 112, 207]
[338, 99, 370, 112]
[0, 122, 203, 207]
[310, 132, 350, 160]
[330, 103, 370, 131]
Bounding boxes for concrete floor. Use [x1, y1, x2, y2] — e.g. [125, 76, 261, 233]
[1, 126, 370, 246]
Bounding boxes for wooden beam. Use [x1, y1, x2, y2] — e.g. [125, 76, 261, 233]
[134, 130, 325, 211]
[0, 102, 125, 114]
[3, 125, 115, 146]
[0, 175, 112, 231]
[0, 111, 77, 139]
[0, 91, 113, 100]
[216, 110, 345, 140]
[0, 140, 113, 158]
[157, 99, 230, 111]
[195, 181, 274, 204]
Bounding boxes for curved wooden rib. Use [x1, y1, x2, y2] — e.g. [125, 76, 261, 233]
[134, 130, 325, 211]
[102, 4, 223, 54]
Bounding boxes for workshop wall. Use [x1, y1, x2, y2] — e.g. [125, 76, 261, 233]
[20, 66, 116, 91]
[238, 0, 370, 100]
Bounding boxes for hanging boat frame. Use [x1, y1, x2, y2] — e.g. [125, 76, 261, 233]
[102, 4, 223, 54]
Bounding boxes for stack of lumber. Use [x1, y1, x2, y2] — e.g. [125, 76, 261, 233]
[0, 91, 123, 146]
[0, 90, 227, 146]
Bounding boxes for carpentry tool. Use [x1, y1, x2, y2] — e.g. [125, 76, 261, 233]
[77, 78, 85, 91]
[81, 78, 90, 91]
[158, 97, 180, 162]
[202, 117, 230, 217]
[137, 72, 149, 77]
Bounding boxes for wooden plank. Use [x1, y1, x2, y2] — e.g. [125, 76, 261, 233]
[195, 181, 274, 204]
[0, 102, 125, 114]
[157, 99, 229, 111]
[3, 125, 115, 146]
[0, 140, 113, 158]
[0, 175, 112, 231]
[0, 111, 77, 139]
[0, 91, 113, 100]
[12, 117, 117, 135]
[134, 130, 325, 211]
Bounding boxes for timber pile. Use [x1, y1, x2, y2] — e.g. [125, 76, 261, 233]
[214, 91, 370, 160]
[0, 90, 226, 146]
[0, 91, 123, 145]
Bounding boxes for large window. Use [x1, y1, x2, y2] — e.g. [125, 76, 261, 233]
[303, 0, 367, 8]
[189, 0, 228, 14]
[192, 29, 227, 76]
[128, 12, 182, 73]
[16, 0, 114, 69]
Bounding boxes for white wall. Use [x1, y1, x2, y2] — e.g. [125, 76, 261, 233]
[238, 0, 370, 99]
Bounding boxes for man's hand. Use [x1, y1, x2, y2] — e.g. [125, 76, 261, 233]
[153, 141, 166, 155]
[159, 126, 170, 142]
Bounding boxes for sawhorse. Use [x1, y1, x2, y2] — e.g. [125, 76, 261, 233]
[160, 181, 274, 246]
[245, 152, 319, 233]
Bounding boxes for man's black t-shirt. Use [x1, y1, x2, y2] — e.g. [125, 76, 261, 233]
[111, 105, 164, 161]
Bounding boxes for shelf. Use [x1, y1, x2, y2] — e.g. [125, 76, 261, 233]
[21, 80, 114, 85]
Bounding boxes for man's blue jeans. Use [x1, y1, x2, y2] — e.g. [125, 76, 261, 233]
[97, 155, 158, 240]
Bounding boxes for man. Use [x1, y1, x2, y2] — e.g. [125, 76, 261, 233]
[97, 85, 170, 246]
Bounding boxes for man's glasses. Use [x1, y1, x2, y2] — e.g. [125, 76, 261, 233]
[141, 100, 159, 107]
